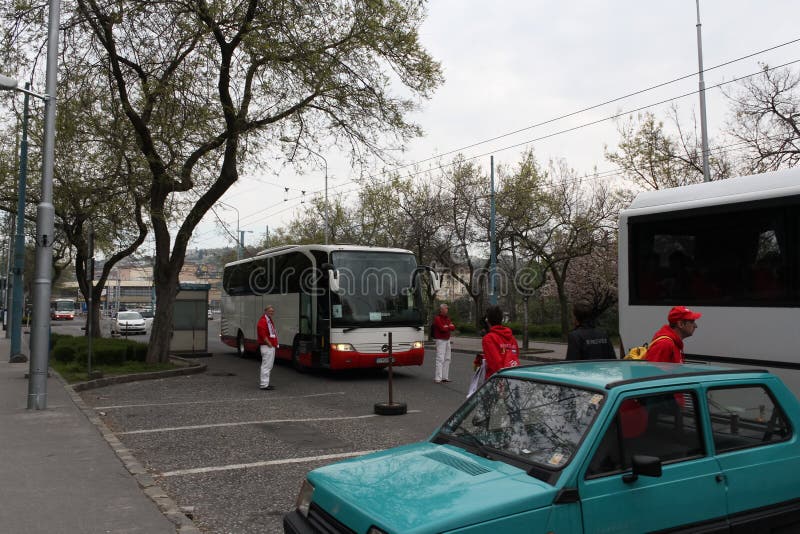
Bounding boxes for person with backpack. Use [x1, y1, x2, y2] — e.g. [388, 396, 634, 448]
[482, 305, 520, 379]
[432, 303, 456, 383]
[565, 301, 617, 360]
[645, 305, 702, 363]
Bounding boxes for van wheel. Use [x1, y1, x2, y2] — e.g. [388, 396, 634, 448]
[237, 332, 246, 357]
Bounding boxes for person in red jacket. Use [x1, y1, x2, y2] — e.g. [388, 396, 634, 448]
[481, 305, 520, 379]
[257, 305, 278, 390]
[645, 305, 702, 364]
[432, 303, 456, 383]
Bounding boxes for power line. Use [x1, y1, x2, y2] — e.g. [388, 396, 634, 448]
[189, 44, 800, 247]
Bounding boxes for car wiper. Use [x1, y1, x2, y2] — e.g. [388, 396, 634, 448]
[450, 428, 494, 459]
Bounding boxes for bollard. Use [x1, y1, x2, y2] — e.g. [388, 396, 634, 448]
[374, 332, 407, 415]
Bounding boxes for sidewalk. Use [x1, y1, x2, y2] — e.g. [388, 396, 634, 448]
[0, 334, 194, 534]
[440, 334, 568, 361]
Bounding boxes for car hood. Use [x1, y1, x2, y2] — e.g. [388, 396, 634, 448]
[308, 442, 556, 533]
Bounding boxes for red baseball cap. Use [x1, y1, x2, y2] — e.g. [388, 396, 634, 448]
[668, 306, 702, 324]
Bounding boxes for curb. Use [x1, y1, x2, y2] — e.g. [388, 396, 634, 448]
[71, 356, 207, 392]
[53, 366, 204, 534]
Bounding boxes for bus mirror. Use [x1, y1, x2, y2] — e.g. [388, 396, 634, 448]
[417, 266, 440, 295]
[429, 270, 441, 294]
[328, 269, 341, 293]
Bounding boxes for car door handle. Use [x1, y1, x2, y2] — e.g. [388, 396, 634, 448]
[715, 474, 726, 483]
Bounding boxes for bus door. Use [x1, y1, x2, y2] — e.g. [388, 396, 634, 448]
[294, 292, 315, 368]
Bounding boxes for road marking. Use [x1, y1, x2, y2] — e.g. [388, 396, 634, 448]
[159, 450, 381, 477]
[117, 411, 421, 435]
[93, 391, 345, 410]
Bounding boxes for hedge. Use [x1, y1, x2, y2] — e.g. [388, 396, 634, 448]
[49, 334, 149, 366]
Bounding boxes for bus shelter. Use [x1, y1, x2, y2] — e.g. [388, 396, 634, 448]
[170, 283, 211, 357]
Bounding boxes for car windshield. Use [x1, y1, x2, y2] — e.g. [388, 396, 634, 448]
[118, 312, 142, 320]
[438, 376, 604, 471]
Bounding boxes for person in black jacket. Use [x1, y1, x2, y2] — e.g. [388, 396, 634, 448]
[565, 301, 617, 360]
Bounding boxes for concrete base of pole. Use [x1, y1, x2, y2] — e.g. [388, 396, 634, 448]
[374, 402, 407, 416]
[9, 353, 28, 363]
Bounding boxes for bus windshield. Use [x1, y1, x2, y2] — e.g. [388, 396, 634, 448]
[54, 300, 74, 311]
[330, 251, 423, 327]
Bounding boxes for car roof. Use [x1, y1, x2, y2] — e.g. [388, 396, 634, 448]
[499, 360, 771, 391]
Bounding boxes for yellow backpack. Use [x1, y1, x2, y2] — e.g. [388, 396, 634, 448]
[623, 336, 672, 361]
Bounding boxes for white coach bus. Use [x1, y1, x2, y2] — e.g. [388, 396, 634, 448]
[619, 167, 800, 369]
[220, 244, 438, 371]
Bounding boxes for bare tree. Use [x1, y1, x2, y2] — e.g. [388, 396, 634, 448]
[724, 64, 800, 173]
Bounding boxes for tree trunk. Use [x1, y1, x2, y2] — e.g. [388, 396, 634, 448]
[147, 264, 180, 364]
[86, 294, 103, 339]
[550, 264, 571, 341]
[522, 297, 529, 350]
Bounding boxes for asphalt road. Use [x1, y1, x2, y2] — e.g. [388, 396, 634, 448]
[50, 317, 800, 533]
[54, 318, 475, 533]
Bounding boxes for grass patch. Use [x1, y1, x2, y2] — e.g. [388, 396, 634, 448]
[52, 359, 179, 384]
[48, 333, 179, 383]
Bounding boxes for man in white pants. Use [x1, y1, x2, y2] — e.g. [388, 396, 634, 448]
[257, 305, 278, 390]
[432, 303, 455, 383]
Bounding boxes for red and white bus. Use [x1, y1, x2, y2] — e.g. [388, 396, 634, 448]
[220, 244, 438, 371]
[51, 298, 76, 320]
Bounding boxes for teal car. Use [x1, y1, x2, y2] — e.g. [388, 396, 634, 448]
[284, 361, 800, 533]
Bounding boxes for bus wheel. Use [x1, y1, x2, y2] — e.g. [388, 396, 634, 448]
[237, 332, 246, 357]
[374, 402, 407, 416]
[291, 338, 306, 373]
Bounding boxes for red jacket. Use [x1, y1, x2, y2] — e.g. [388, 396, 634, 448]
[645, 324, 683, 363]
[432, 314, 455, 340]
[257, 314, 278, 347]
[482, 325, 520, 379]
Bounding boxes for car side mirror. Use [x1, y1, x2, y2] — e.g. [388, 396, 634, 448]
[622, 455, 662, 483]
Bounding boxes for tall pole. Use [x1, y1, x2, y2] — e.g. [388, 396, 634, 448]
[10, 84, 30, 362]
[489, 155, 497, 305]
[28, 0, 61, 409]
[696, 0, 711, 182]
[236, 217, 241, 260]
[3, 215, 12, 339]
[86, 220, 94, 376]
[305, 148, 329, 245]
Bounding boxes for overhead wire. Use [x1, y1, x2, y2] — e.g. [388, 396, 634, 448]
[188, 40, 800, 248]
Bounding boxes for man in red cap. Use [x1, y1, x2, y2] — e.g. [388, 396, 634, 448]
[645, 306, 702, 363]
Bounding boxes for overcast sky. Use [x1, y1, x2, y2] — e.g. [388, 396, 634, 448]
[189, 0, 800, 252]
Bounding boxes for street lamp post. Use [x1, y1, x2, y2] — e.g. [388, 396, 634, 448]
[305, 148, 329, 245]
[239, 230, 254, 258]
[6, 81, 32, 363]
[217, 202, 241, 259]
[695, 0, 711, 182]
[0, 0, 61, 410]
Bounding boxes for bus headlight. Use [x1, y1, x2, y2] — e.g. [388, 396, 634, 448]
[331, 343, 355, 352]
[411, 341, 424, 350]
[295, 479, 315, 518]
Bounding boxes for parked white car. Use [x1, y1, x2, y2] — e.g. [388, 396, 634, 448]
[112, 311, 146, 335]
